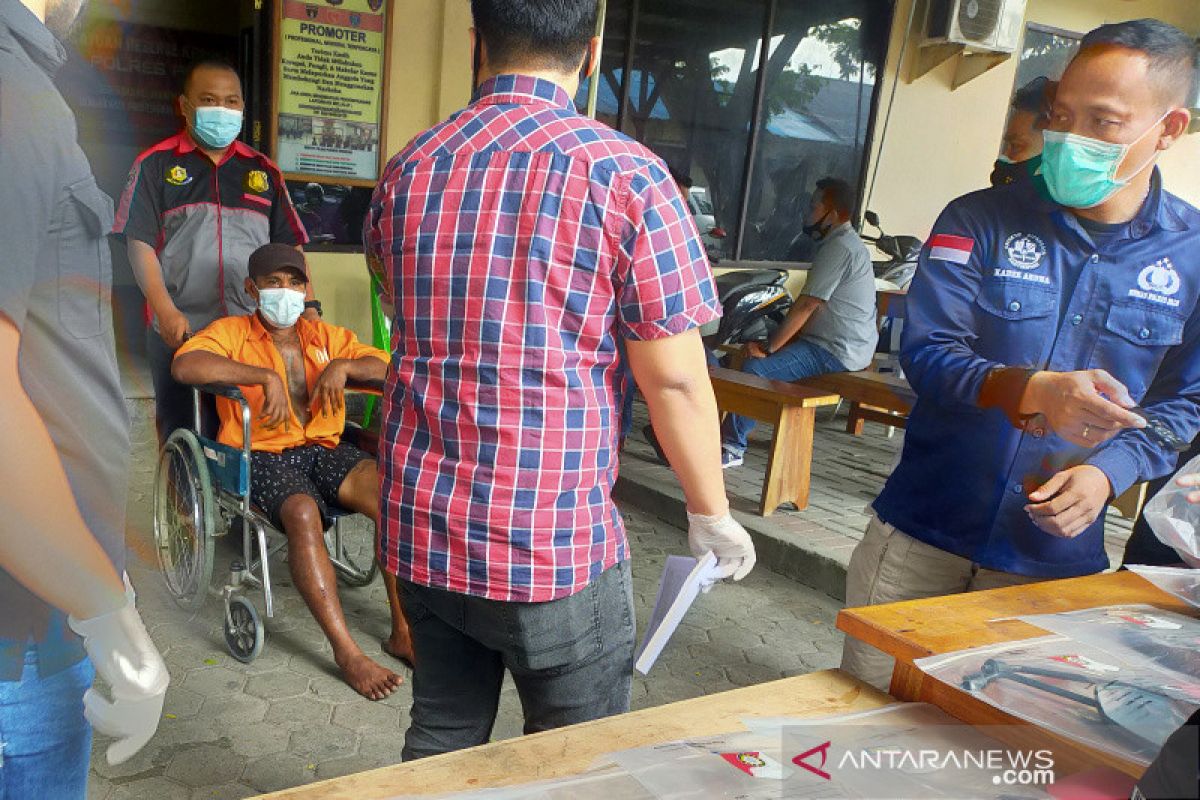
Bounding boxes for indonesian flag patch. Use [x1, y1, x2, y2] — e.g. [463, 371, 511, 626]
[928, 234, 975, 265]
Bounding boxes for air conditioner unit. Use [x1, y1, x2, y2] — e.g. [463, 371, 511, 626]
[923, 0, 1027, 54]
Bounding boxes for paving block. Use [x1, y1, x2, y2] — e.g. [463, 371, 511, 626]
[244, 670, 311, 701]
[198, 694, 269, 727]
[264, 694, 335, 728]
[241, 753, 319, 795]
[161, 686, 206, 721]
[358, 731, 405, 765]
[180, 666, 246, 696]
[725, 662, 787, 688]
[87, 775, 115, 800]
[189, 783, 258, 800]
[226, 721, 293, 759]
[330, 697, 404, 732]
[166, 742, 243, 787]
[110, 777, 190, 800]
[287, 726, 359, 761]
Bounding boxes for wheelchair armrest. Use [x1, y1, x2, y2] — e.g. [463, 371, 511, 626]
[346, 378, 386, 395]
[197, 383, 247, 403]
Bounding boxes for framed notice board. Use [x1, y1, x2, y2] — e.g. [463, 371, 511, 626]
[270, 0, 392, 187]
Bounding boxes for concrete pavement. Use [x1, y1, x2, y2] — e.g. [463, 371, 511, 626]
[87, 399, 844, 799]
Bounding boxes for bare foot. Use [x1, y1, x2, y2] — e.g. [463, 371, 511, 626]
[381, 634, 415, 669]
[335, 651, 403, 700]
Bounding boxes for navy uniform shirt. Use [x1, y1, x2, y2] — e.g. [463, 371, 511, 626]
[874, 171, 1200, 578]
[112, 131, 308, 333]
[0, 0, 130, 677]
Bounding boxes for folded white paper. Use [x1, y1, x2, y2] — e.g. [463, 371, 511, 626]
[634, 551, 722, 675]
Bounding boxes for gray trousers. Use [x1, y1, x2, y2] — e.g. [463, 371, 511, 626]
[840, 515, 1038, 690]
[400, 559, 636, 760]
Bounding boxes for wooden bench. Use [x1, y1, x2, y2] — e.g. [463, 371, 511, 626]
[802, 369, 916, 435]
[708, 367, 840, 515]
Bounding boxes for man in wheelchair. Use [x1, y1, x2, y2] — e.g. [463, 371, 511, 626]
[172, 243, 412, 700]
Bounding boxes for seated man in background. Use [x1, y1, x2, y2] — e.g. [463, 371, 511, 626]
[720, 177, 877, 468]
[990, 76, 1054, 188]
[172, 243, 413, 700]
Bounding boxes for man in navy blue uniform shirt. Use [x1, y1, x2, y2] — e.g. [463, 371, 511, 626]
[842, 19, 1200, 689]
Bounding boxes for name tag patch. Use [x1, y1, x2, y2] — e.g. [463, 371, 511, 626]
[993, 268, 1051, 285]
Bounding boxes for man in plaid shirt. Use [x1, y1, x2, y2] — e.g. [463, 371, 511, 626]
[368, 0, 756, 758]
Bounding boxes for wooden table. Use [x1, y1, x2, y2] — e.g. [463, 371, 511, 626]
[260, 670, 891, 798]
[709, 366, 840, 514]
[837, 570, 1195, 776]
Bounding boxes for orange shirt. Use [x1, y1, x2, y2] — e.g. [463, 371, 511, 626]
[176, 314, 388, 453]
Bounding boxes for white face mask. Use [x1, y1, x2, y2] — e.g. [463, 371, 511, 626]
[257, 288, 306, 328]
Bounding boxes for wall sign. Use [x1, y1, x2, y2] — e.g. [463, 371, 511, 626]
[273, 0, 390, 186]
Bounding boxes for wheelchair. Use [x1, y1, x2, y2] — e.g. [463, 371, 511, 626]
[152, 381, 382, 663]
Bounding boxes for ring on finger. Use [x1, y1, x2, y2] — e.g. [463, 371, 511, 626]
[1081, 423, 1091, 440]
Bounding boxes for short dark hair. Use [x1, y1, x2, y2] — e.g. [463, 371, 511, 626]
[1076, 19, 1198, 106]
[1011, 76, 1051, 117]
[181, 58, 241, 95]
[470, 0, 598, 73]
[815, 177, 854, 217]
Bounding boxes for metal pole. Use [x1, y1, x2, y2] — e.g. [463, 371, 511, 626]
[586, 0, 608, 118]
[616, 0, 639, 133]
[733, 0, 776, 262]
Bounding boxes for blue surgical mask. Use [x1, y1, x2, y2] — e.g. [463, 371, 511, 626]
[257, 288, 306, 328]
[192, 105, 243, 150]
[1040, 113, 1167, 209]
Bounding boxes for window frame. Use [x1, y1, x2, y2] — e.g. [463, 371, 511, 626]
[607, 0, 895, 262]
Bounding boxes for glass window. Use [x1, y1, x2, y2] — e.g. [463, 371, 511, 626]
[1014, 25, 1081, 88]
[287, 181, 374, 248]
[740, 1, 891, 261]
[615, 0, 769, 259]
[590, 0, 891, 263]
[575, 2, 627, 128]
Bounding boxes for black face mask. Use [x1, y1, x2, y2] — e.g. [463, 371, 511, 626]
[803, 209, 834, 240]
[989, 154, 1041, 188]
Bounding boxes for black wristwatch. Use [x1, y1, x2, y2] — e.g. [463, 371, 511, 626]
[304, 300, 323, 317]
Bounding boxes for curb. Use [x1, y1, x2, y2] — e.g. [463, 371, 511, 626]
[614, 475, 850, 602]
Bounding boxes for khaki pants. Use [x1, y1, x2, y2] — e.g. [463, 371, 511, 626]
[839, 515, 1040, 691]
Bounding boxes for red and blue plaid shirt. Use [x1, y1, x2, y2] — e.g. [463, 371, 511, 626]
[367, 75, 720, 602]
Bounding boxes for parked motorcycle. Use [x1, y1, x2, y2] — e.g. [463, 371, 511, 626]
[860, 210, 922, 290]
[700, 269, 793, 356]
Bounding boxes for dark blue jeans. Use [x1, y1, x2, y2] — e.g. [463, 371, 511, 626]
[722, 339, 847, 455]
[0, 648, 93, 800]
[399, 560, 636, 760]
[146, 327, 218, 445]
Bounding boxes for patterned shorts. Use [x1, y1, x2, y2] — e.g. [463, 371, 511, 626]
[250, 443, 372, 529]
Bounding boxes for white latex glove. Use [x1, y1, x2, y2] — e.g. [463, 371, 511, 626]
[68, 576, 169, 765]
[687, 510, 756, 583]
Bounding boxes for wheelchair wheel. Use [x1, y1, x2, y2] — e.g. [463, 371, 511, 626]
[325, 520, 379, 588]
[153, 429, 215, 612]
[224, 595, 264, 663]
